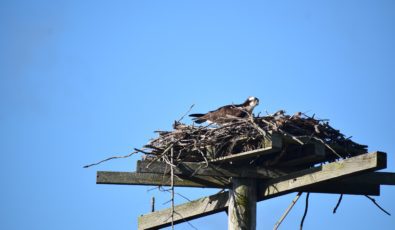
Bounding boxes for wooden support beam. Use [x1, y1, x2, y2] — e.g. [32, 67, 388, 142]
[341, 172, 395, 185]
[138, 192, 229, 230]
[258, 151, 386, 200]
[138, 183, 380, 230]
[301, 182, 380, 195]
[97, 171, 229, 188]
[137, 152, 386, 229]
[228, 178, 257, 230]
[137, 160, 286, 179]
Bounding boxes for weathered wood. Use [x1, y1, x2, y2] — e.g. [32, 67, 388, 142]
[210, 132, 282, 163]
[138, 192, 229, 230]
[258, 151, 386, 200]
[137, 152, 386, 229]
[97, 171, 229, 188]
[137, 183, 379, 230]
[228, 178, 256, 230]
[137, 160, 286, 179]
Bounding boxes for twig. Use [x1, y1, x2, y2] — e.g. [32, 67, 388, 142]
[147, 186, 161, 192]
[178, 104, 195, 122]
[248, 114, 266, 136]
[175, 192, 191, 202]
[364, 195, 391, 216]
[83, 150, 137, 168]
[300, 192, 310, 230]
[174, 211, 198, 230]
[278, 128, 305, 145]
[134, 148, 151, 155]
[312, 137, 342, 158]
[162, 210, 198, 230]
[333, 194, 343, 214]
[273, 192, 302, 230]
[146, 143, 175, 168]
[151, 196, 155, 212]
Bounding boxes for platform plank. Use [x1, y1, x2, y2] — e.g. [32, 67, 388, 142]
[259, 152, 386, 199]
[97, 171, 229, 188]
[137, 160, 286, 179]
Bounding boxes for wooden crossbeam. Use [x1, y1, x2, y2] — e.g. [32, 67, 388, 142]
[138, 183, 381, 230]
[137, 152, 386, 229]
[258, 151, 386, 199]
[137, 160, 286, 179]
[97, 171, 229, 188]
[300, 181, 380, 195]
[138, 192, 229, 230]
[342, 172, 395, 185]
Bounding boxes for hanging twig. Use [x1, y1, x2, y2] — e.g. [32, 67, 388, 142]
[83, 150, 138, 168]
[364, 195, 391, 216]
[151, 196, 155, 212]
[171, 147, 175, 230]
[173, 211, 198, 230]
[273, 192, 303, 230]
[333, 194, 343, 214]
[162, 209, 198, 230]
[300, 192, 310, 230]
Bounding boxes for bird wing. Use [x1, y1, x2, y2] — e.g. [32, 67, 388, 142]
[201, 105, 247, 123]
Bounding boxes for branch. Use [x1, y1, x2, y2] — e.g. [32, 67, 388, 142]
[333, 194, 343, 214]
[365, 195, 391, 216]
[83, 150, 137, 168]
[177, 104, 195, 123]
[300, 192, 310, 230]
[273, 192, 303, 230]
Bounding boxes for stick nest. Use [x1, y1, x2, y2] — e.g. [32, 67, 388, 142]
[140, 111, 367, 165]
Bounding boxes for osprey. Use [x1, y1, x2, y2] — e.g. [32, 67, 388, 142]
[189, 96, 260, 124]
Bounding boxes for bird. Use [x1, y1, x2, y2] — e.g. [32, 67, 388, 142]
[189, 96, 260, 125]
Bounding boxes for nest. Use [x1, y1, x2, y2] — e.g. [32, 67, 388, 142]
[140, 111, 368, 166]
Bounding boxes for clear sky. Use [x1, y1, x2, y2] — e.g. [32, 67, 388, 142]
[0, 0, 394, 229]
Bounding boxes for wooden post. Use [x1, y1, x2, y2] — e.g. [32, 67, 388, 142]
[228, 178, 257, 230]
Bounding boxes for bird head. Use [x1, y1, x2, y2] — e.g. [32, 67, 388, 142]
[241, 96, 260, 114]
[246, 96, 259, 108]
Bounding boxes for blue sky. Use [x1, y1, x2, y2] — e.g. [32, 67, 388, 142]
[0, 0, 394, 229]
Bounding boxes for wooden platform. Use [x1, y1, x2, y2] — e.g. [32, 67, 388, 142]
[95, 151, 395, 230]
[95, 131, 394, 230]
[134, 152, 389, 229]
